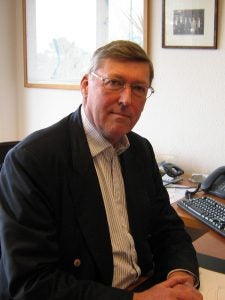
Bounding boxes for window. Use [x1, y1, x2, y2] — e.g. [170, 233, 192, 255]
[23, 0, 149, 89]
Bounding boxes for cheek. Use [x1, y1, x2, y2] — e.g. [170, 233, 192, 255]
[88, 89, 113, 113]
[131, 102, 146, 124]
[134, 101, 146, 115]
[85, 92, 109, 125]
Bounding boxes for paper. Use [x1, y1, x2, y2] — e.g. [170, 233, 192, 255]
[199, 267, 225, 299]
[167, 186, 196, 204]
[167, 187, 186, 204]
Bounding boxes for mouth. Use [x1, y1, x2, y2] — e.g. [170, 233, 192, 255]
[112, 111, 131, 119]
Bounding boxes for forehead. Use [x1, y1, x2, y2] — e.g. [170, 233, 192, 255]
[98, 58, 150, 83]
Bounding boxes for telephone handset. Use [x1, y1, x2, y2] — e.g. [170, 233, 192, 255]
[201, 166, 225, 199]
[161, 162, 184, 178]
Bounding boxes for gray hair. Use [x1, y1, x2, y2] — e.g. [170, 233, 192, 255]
[88, 40, 154, 84]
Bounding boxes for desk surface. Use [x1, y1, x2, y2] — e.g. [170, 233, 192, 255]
[193, 230, 225, 260]
[172, 179, 225, 260]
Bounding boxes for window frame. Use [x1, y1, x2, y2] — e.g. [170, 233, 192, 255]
[23, 0, 150, 90]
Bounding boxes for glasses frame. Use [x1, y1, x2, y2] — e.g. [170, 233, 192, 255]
[91, 72, 154, 99]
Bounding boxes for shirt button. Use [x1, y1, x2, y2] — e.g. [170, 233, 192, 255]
[73, 258, 81, 267]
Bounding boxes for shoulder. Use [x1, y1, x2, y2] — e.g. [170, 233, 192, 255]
[127, 131, 154, 155]
[5, 109, 84, 170]
[17, 109, 82, 155]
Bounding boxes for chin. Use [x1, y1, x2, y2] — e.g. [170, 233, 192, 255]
[107, 129, 129, 141]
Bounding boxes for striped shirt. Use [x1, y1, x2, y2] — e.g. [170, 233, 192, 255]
[81, 107, 141, 288]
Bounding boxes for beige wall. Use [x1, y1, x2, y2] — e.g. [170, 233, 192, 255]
[0, 0, 18, 140]
[1, 0, 225, 175]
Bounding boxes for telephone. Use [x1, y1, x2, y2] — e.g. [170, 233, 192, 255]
[159, 162, 184, 186]
[201, 166, 225, 199]
[161, 162, 184, 178]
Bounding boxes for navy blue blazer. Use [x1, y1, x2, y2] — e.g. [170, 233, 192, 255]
[0, 106, 199, 300]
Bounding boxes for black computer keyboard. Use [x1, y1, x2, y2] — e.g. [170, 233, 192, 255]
[177, 196, 225, 237]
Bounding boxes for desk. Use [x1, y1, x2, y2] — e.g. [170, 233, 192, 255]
[172, 179, 225, 260]
[193, 231, 225, 260]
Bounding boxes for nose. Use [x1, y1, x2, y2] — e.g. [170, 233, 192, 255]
[118, 84, 132, 106]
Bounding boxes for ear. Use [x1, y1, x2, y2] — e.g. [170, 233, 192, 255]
[80, 74, 88, 98]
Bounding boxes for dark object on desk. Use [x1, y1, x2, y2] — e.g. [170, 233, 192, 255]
[0, 141, 19, 170]
[162, 162, 184, 178]
[185, 183, 201, 199]
[201, 166, 225, 199]
[177, 196, 225, 237]
[197, 253, 225, 274]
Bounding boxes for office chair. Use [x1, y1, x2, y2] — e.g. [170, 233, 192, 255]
[0, 141, 19, 257]
[0, 141, 19, 171]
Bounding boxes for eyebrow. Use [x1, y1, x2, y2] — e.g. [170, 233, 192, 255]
[105, 73, 149, 85]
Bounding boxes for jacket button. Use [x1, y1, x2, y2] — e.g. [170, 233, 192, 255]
[73, 258, 81, 267]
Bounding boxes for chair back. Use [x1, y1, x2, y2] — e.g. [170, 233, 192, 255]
[0, 141, 19, 170]
[0, 141, 19, 258]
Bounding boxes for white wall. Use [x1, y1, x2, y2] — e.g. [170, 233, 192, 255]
[1, 0, 225, 175]
[135, 1, 225, 175]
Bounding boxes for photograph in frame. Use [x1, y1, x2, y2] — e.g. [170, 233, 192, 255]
[162, 0, 218, 49]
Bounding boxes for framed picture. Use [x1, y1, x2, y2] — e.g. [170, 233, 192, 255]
[23, 0, 149, 90]
[162, 0, 218, 49]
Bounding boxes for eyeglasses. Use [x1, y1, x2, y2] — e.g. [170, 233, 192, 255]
[91, 72, 154, 99]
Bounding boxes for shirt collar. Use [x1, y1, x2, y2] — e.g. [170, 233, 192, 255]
[81, 105, 130, 157]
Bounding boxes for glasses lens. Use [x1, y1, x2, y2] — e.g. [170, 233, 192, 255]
[99, 73, 154, 100]
[103, 79, 124, 91]
[130, 85, 147, 98]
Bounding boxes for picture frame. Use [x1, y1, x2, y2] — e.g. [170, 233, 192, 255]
[162, 0, 218, 49]
[23, 0, 149, 90]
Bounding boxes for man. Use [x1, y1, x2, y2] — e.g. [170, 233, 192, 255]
[0, 40, 202, 300]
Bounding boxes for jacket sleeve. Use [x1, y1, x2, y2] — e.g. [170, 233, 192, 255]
[0, 145, 133, 300]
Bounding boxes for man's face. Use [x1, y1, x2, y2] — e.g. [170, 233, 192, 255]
[80, 58, 151, 145]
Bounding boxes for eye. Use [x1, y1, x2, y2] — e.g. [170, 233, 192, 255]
[132, 85, 147, 94]
[104, 79, 124, 89]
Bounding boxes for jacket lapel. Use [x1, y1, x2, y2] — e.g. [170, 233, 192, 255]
[67, 108, 113, 285]
[119, 146, 151, 246]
